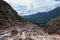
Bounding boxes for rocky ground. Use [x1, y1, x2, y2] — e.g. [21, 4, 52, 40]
[0, 21, 60, 40]
[0, 26, 60, 40]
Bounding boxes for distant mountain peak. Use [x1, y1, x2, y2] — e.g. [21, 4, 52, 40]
[23, 7, 60, 26]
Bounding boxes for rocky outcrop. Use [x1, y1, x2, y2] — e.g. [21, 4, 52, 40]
[0, 26, 60, 40]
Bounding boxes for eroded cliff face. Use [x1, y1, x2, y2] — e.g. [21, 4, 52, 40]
[0, 0, 60, 40]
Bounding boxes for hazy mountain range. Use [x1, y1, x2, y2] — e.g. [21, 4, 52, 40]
[23, 7, 60, 26]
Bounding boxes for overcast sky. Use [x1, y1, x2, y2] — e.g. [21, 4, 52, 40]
[4, 0, 60, 16]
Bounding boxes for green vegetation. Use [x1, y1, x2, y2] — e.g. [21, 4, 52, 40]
[0, 19, 7, 25]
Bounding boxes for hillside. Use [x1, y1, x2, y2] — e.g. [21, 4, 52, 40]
[0, 0, 60, 40]
[0, 0, 26, 31]
[44, 16, 60, 34]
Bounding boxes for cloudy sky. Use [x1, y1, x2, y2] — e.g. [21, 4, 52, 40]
[4, 0, 60, 16]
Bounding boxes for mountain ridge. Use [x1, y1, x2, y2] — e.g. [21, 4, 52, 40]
[23, 7, 60, 26]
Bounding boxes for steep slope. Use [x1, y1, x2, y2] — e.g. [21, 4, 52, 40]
[0, 0, 26, 31]
[44, 16, 60, 34]
[23, 7, 60, 26]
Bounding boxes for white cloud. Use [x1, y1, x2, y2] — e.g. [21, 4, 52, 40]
[4, 0, 60, 16]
